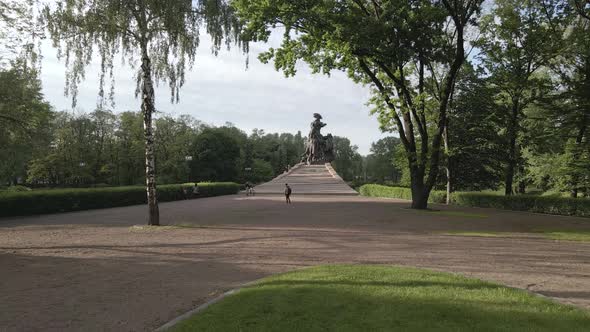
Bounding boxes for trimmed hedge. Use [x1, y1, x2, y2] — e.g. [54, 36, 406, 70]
[0, 182, 240, 217]
[359, 184, 447, 204]
[452, 192, 590, 218]
[359, 184, 590, 217]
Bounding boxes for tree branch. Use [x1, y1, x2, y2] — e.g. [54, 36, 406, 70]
[351, 0, 371, 16]
[358, 58, 411, 151]
[375, 61, 427, 143]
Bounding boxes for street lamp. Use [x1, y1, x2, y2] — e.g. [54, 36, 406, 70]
[185, 156, 193, 183]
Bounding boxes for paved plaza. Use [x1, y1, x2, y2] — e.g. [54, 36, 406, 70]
[1, 192, 590, 331]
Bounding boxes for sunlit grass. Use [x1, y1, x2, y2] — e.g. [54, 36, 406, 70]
[443, 231, 504, 237]
[425, 210, 488, 218]
[443, 230, 590, 242]
[170, 265, 590, 332]
[537, 231, 590, 242]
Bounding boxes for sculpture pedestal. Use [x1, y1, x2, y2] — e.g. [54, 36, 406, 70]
[253, 163, 358, 196]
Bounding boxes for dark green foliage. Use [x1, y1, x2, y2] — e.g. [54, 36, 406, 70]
[0, 62, 53, 186]
[22, 111, 317, 187]
[248, 159, 274, 183]
[244, 129, 306, 181]
[364, 137, 401, 184]
[359, 184, 447, 204]
[331, 136, 363, 182]
[190, 128, 241, 182]
[4, 185, 31, 192]
[0, 182, 240, 217]
[359, 184, 590, 217]
[193, 182, 241, 197]
[446, 66, 506, 191]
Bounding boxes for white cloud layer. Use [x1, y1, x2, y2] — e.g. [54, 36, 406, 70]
[40, 30, 388, 154]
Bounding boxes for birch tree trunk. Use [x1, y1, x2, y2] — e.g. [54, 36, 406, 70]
[140, 43, 160, 226]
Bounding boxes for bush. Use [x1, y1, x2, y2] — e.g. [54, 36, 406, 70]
[5, 185, 32, 192]
[0, 182, 240, 217]
[452, 192, 590, 217]
[193, 182, 242, 197]
[359, 184, 590, 217]
[359, 184, 446, 204]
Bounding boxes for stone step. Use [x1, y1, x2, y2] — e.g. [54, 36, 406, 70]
[253, 163, 358, 196]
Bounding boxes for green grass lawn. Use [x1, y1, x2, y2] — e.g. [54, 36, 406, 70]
[444, 230, 590, 242]
[425, 210, 488, 218]
[443, 231, 505, 237]
[170, 265, 590, 332]
[539, 231, 590, 242]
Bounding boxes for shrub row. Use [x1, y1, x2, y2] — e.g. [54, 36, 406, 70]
[359, 184, 590, 217]
[452, 192, 590, 218]
[0, 182, 240, 217]
[359, 184, 447, 204]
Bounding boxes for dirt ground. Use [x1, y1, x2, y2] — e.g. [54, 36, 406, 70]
[1, 195, 590, 332]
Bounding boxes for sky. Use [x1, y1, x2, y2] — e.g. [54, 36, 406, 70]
[39, 30, 388, 155]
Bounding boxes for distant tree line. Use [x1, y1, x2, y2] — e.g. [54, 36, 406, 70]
[2, 0, 589, 215]
[2, 58, 587, 199]
[0, 63, 370, 187]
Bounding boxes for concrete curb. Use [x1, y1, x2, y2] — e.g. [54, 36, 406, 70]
[325, 163, 344, 181]
[153, 282, 257, 332]
[153, 266, 313, 331]
[153, 289, 237, 331]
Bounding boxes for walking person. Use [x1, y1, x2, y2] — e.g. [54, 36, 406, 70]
[284, 183, 292, 204]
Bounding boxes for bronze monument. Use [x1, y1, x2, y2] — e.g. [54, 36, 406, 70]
[302, 113, 335, 164]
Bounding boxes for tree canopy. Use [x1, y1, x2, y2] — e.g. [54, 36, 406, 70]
[233, 0, 484, 208]
[43, 0, 246, 225]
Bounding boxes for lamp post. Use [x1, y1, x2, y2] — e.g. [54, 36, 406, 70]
[78, 162, 86, 187]
[244, 167, 252, 183]
[185, 156, 193, 183]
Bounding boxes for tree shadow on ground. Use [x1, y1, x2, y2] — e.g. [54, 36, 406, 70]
[0, 252, 270, 332]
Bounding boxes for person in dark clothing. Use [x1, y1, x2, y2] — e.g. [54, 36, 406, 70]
[284, 183, 292, 204]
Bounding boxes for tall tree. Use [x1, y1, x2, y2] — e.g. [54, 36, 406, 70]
[332, 136, 362, 181]
[44, 0, 244, 225]
[365, 137, 401, 184]
[189, 128, 241, 182]
[476, 0, 564, 195]
[154, 115, 203, 184]
[233, 0, 483, 208]
[567, 1, 590, 197]
[0, 61, 53, 186]
[447, 65, 506, 191]
[534, 5, 590, 197]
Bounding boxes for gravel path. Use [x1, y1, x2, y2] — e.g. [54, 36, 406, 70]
[1, 195, 590, 331]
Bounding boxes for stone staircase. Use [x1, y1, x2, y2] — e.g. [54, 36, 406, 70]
[254, 163, 358, 195]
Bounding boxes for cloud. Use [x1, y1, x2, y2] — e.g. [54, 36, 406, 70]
[39, 30, 388, 154]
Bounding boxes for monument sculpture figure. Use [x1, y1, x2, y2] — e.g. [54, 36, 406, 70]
[302, 113, 335, 164]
